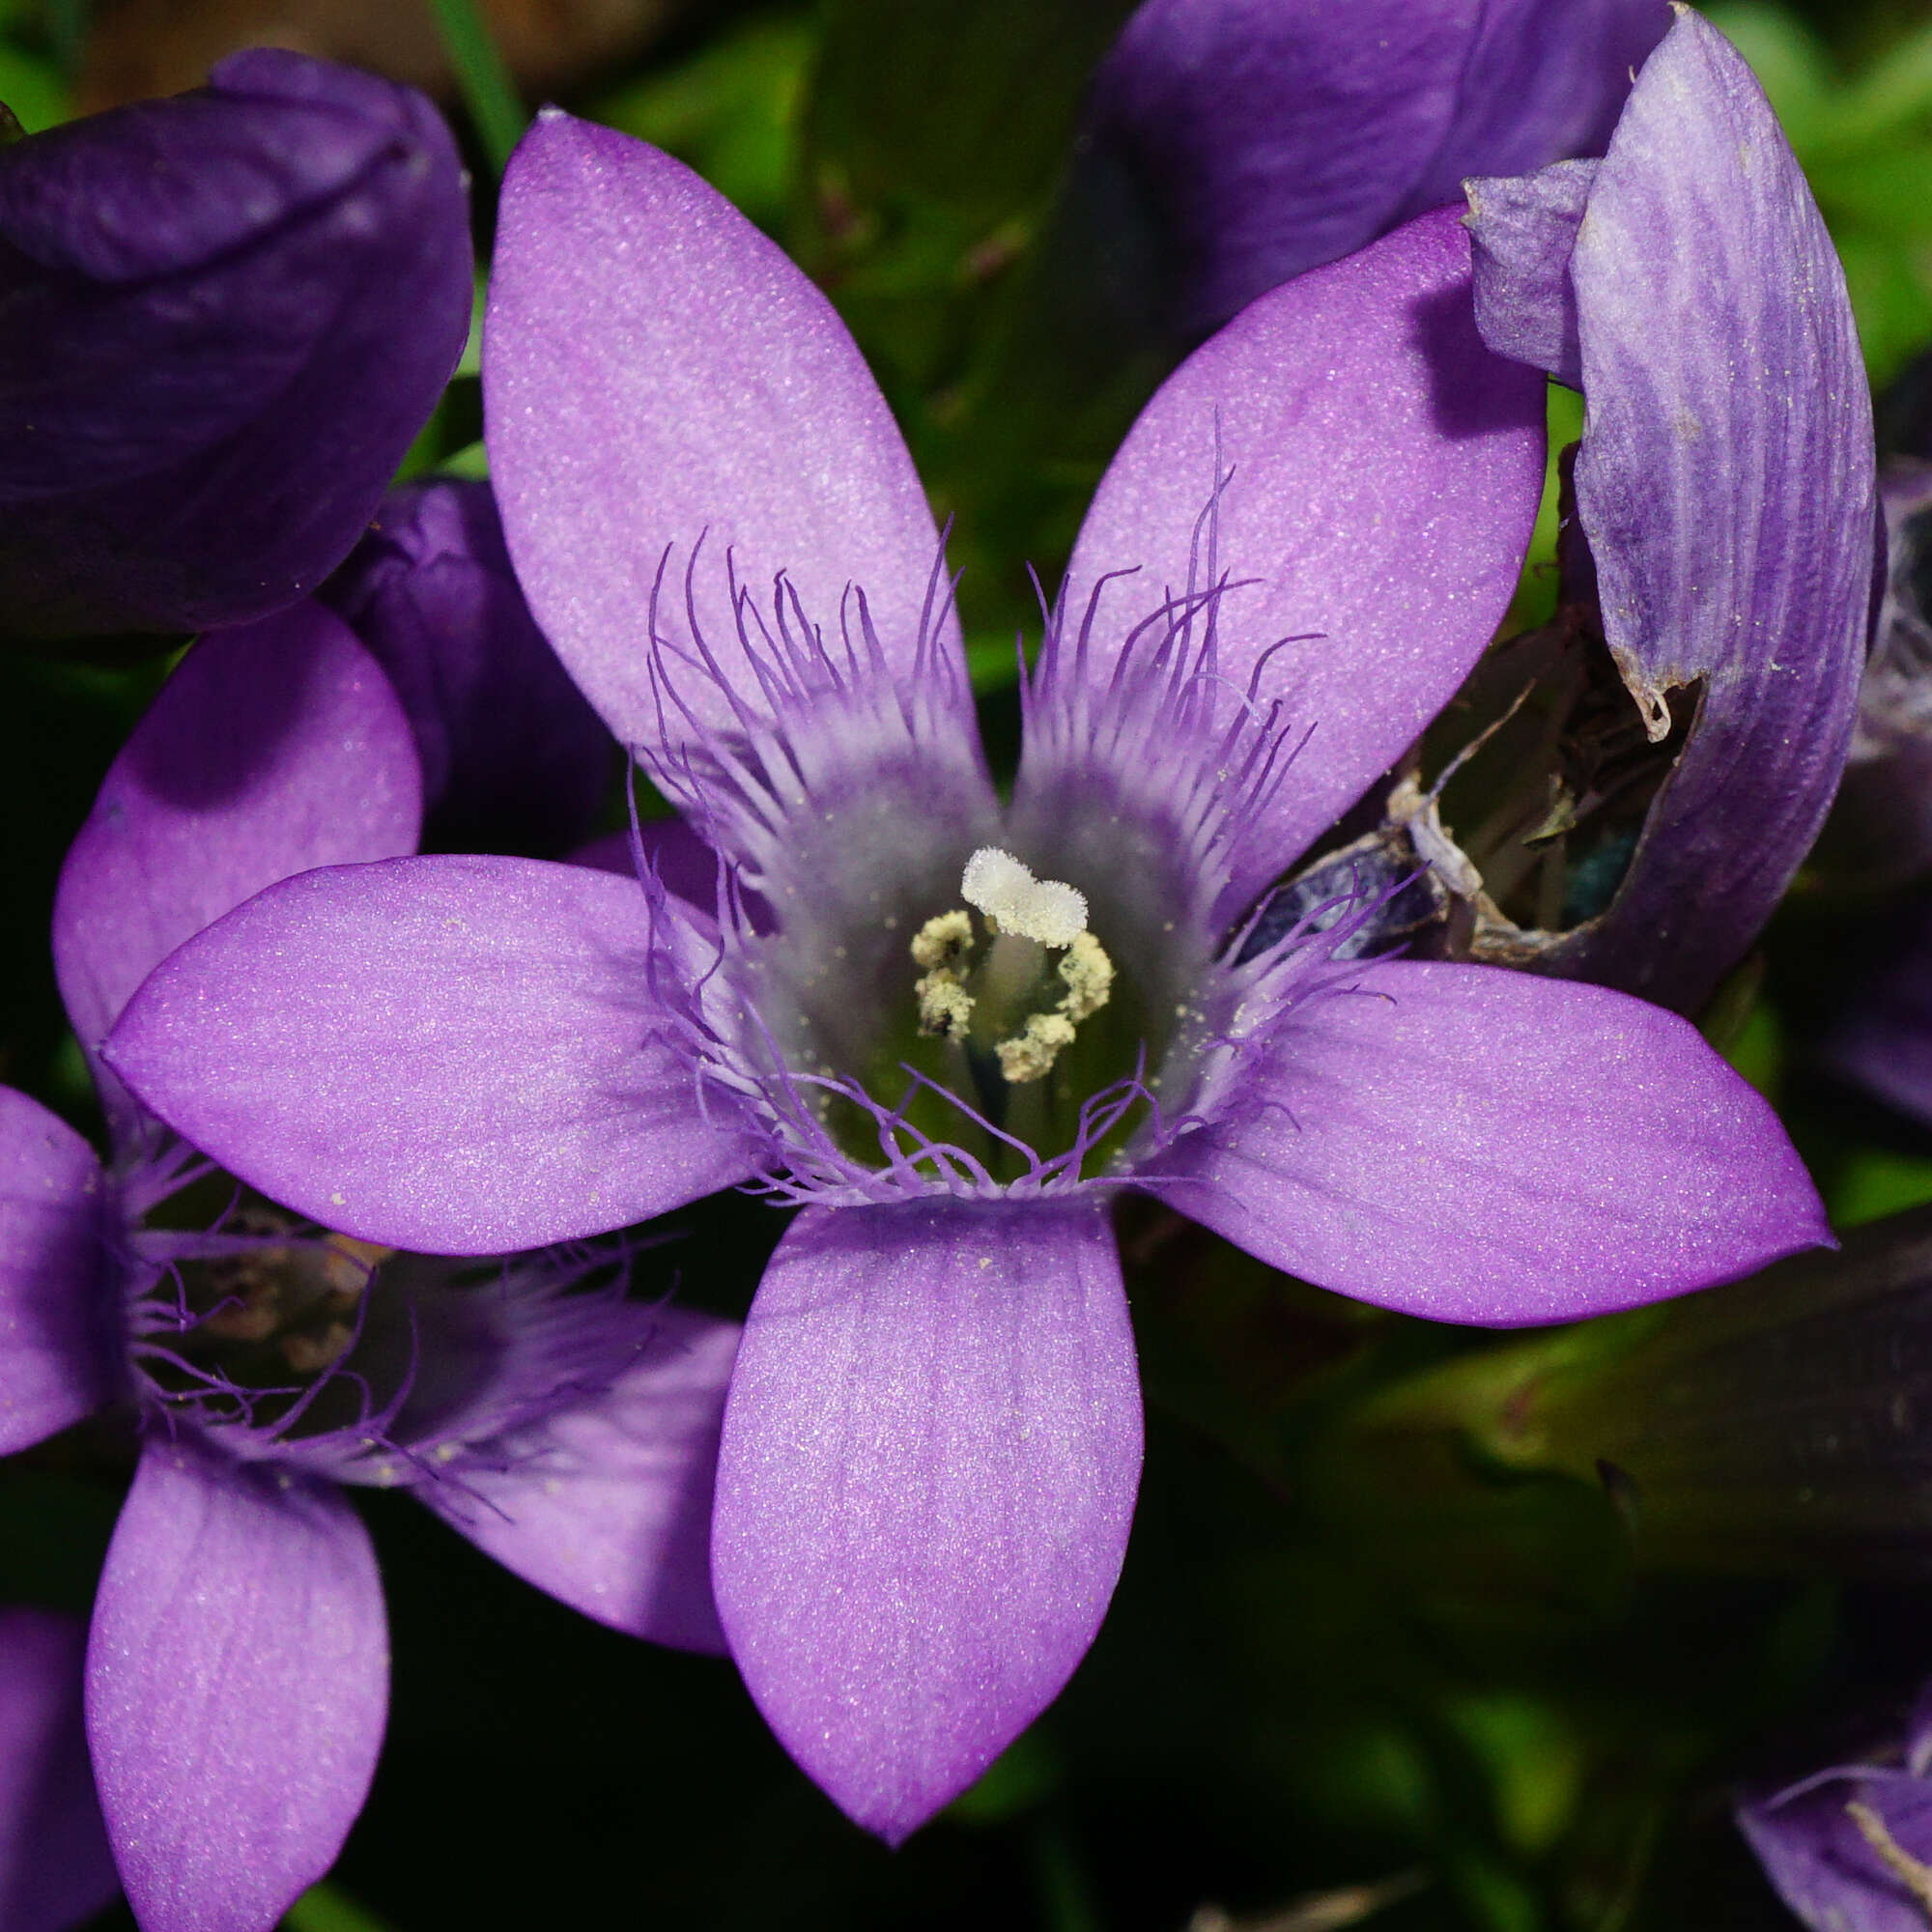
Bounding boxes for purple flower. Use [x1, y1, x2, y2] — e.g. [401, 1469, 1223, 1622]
[1437, 11, 1876, 1014]
[1082, 0, 1669, 341]
[0, 1608, 117, 1932]
[321, 478, 617, 857]
[3, 606, 736, 1932]
[104, 115, 1828, 1843]
[1740, 1685, 1932, 1931]
[0, 50, 472, 642]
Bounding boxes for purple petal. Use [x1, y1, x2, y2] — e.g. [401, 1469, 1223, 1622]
[1741, 1766, 1932, 1932]
[321, 479, 616, 859]
[1401, 0, 1668, 219]
[104, 856, 764, 1253]
[1463, 159, 1596, 388]
[1144, 959, 1828, 1325]
[485, 111, 960, 752]
[1084, 0, 1664, 339]
[421, 1305, 738, 1653]
[52, 605, 421, 1090]
[0, 1088, 118, 1457]
[713, 1197, 1140, 1843]
[1502, 14, 1876, 1013]
[570, 816, 722, 914]
[88, 1434, 385, 1932]
[1050, 206, 1545, 912]
[0, 51, 471, 639]
[0, 1608, 118, 1932]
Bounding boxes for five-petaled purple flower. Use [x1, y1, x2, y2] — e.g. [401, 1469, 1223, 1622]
[108, 69, 1829, 1842]
[2, 605, 736, 1932]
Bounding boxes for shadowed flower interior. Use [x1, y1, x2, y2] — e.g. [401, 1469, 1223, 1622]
[637, 511, 1386, 1203]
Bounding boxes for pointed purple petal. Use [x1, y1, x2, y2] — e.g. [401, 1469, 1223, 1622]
[53, 605, 422, 1079]
[1051, 207, 1545, 907]
[713, 1198, 1140, 1843]
[88, 1435, 385, 1932]
[1464, 158, 1596, 387]
[1145, 959, 1827, 1325]
[104, 856, 765, 1253]
[485, 111, 958, 752]
[0, 1608, 118, 1932]
[422, 1305, 738, 1653]
[1519, 14, 1876, 1012]
[0, 1088, 118, 1457]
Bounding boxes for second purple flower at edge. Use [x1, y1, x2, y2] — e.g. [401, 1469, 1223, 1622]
[102, 11, 1864, 1851]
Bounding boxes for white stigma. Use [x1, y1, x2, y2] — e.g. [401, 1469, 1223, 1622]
[960, 847, 1089, 947]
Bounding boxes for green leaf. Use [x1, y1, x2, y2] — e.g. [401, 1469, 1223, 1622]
[0, 43, 67, 131]
[1827, 1146, 1932, 1229]
[423, 0, 526, 178]
[283, 1882, 395, 1932]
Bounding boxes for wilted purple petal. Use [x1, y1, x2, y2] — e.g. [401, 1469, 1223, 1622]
[1054, 207, 1544, 915]
[0, 1088, 117, 1456]
[323, 479, 615, 858]
[1470, 14, 1875, 1013]
[87, 1434, 385, 1932]
[104, 856, 765, 1253]
[713, 1198, 1140, 1843]
[1463, 159, 1596, 388]
[422, 1304, 738, 1652]
[0, 1608, 117, 1932]
[485, 110, 961, 752]
[52, 606, 421, 1104]
[0, 50, 472, 640]
[1146, 960, 1828, 1325]
[1085, 0, 1665, 340]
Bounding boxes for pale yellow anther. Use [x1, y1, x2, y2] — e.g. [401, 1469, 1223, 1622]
[995, 1011, 1076, 1085]
[916, 968, 975, 1041]
[1057, 930, 1114, 1023]
[911, 908, 974, 972]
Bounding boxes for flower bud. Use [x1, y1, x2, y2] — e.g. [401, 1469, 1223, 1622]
[322, 479, 614, 856]
[0, 49, 471, 642]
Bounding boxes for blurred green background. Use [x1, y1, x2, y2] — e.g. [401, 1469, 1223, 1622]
[9, 2, 1932, 1927]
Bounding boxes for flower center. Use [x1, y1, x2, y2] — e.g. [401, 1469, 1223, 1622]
[136, 1202, 389, 1425]
[911, 848, 1116, 1085]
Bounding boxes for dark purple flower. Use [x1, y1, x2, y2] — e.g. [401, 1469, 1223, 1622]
[104, 117, 1828, 1843]
[1433, 11, 1876, 1015]
[3, 605, 735, 1932]
[1741, 1685, 1932, 1931]
[0, 1608, 118, 1932]
[321, 478, 616, 857]
[0, 50, 472, 642]
[1082, 0, 1668, 342]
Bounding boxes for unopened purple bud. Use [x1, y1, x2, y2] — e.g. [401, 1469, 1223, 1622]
[0, 50, 472, 642]
[323, 479, 615, 856]
[1082, 0, 1667, 342]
